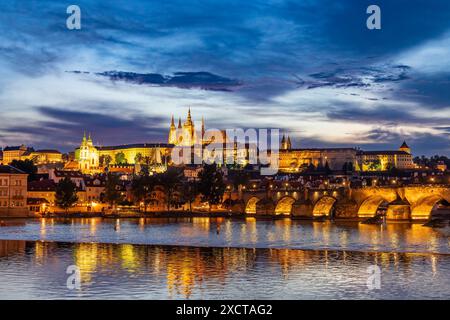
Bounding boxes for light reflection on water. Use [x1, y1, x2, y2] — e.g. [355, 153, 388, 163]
[0, 240, 449, 299]
[0, 217, 447, 254]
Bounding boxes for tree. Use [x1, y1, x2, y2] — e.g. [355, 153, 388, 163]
[134, 153, 143, 164]
[306, 163, 316, 173]
[198, 164, 226, 213]
[180, 179, 199, 214]
[324, 161, 332, 175]
[115, 152, 127, 165]
[55, 177, 78, 213]
[342, 162, 354, 173]
[131, 174, 157, 212]
[229, 169, 250, 191]
[157, 167, 183, 212]
[104, 173, 123, 208]
[10, 159, 38, 181]
[99, 155, 112, 166]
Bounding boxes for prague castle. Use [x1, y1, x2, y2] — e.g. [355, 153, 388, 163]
[168, 108, 205, 146]
[1, 109, 415, 174]
[278, 133, 414, 172]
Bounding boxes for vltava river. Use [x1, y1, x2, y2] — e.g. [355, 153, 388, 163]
[0, 240, 449, 299]
[0, 218, 449, 299]
[0, 217, 448, 253]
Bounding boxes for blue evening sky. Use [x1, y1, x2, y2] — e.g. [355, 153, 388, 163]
[0, 0, 449, 155]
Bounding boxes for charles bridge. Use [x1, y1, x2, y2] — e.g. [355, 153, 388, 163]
[231, 184, 450, 221]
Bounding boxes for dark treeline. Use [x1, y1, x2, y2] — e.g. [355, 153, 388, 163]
[414, 155, 450, 168]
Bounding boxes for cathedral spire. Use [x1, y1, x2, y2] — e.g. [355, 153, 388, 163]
[178, 117, 182, 129]
[82, 131, 87, 143]
[185, 107, 193, 126]
[170, 115, 175, 127]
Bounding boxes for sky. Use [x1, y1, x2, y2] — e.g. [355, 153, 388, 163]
[0, 0, 449, 156]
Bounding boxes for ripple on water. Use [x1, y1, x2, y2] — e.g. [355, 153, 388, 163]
[0, 240, 449, 299]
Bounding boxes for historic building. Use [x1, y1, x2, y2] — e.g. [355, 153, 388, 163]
[278, 134, 357, 172]
[67, 110, 416, 174]
[168, 108, 204, 146]
[169, 109, 256, 166]
[73, 132, 172, 174]
[0, 145, 62, 165]
[278, 135, 414, 173]
[0, 165, 29, 217]
[1, 145, 33, 164]
[356, 141, 415, 171]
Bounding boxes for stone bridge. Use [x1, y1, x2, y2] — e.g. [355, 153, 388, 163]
[235, 185, 450, 221]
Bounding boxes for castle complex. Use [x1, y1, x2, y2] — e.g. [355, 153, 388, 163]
[278, 133, 414, 172]
[0, 109, 415, 174]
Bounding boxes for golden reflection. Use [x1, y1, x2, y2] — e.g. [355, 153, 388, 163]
[274, 218, 291, 243]
[431, 255, 438, 276]
[90, 218, 98, 235]
[40, 218, 47, 237]
[192, 217, 210, 231]
[240, 223, 247, 243]
[0, 239, 445, 298]
[0, 240, 25, 257]
[245, 218, 258, 244]
[74, 243, 99, 283]
[339, 230, 349, 248]
[120, 244, 139, 271]
[224, 220, 233, 243]
[139, 218, 145, 231]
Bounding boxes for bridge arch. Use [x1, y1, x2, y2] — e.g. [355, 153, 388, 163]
[357, 195, 390, 218]
[275, 196, 296, 215]
[411, 195, 447, 220]
[312, 196, 337, 217]
[245, 196, 261, 214]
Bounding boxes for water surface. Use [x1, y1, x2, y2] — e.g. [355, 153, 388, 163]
[0, 217, 448, 254]
[0, 240, 449, 299]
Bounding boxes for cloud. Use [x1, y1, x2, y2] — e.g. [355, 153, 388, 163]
[91, 71, 242, 91]
[4, 107, 168, 150]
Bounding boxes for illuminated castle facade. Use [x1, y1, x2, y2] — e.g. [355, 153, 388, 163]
[168, 108, 205, 146]
[74, 132, 171, 174]
[70, 109, 414, 174]
[279, 134, 414, 173]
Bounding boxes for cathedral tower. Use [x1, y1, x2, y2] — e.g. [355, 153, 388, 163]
[78, 132, 99, 173]
[281, 134, 292, 150]
[168, 115, 177, 144]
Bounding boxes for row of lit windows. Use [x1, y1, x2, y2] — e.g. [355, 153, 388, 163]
[0, 179, 23, 186]
[0, 201, 23, 207]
